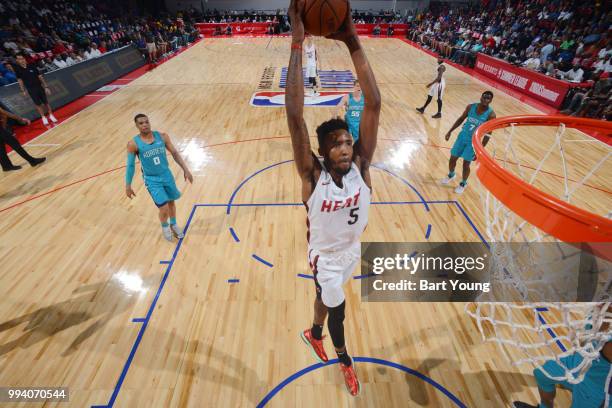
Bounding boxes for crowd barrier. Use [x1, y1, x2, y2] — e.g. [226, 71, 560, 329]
[196, 22, 277, 35]
[474, 53, 589, 109]
[0, 44, 145, 120]
[195, 22, 409, 36]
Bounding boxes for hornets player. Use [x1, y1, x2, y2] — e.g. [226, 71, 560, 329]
[125, 114, 193, 241]
[441, 91, 496, 194]
[338, 80, 364, 143]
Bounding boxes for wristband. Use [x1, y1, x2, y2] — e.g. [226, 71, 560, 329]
[291, 43, 302, 50]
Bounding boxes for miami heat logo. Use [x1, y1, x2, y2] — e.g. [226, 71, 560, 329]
[320, 189, 361, 212]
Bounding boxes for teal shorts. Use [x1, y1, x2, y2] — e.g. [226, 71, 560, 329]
[534, 352, 610, 408]
[145, 174, 181, 207]
[347, 122, 360, 143]
[450, 133, 475, 162]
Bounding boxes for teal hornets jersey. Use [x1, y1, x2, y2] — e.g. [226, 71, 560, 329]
[459, 104, 492, 139]
[133, 131, 171, 181]
[345, 93, 365, 126]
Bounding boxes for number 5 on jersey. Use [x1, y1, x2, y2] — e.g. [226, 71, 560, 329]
[348, 207, 359, 225]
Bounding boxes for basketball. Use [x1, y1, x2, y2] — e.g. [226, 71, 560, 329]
[303, 0, 349, 37]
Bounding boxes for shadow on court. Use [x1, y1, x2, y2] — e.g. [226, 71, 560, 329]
[0, 274, 160, 357]
[112, 326, 266, 406]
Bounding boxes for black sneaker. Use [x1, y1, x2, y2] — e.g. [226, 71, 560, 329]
[512, 402, 538, 408]
[2, 165, 22, 172]
[416, 107, 425, 114]
[29, 157, 46, 167]
[432, 112, 442, 119]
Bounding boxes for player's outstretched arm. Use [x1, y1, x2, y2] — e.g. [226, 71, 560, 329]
[161, 132, 193, 183]
[286, 0, 317, 200]
[444, 104, 470, 141]
[125, 141, 138, 199]
[327, 17, 381, 167]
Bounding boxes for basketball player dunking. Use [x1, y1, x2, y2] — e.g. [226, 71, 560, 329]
[416, 58, 446, 118]
[286, 0, 381, 396]
[125, 114, 193, 241]
[441, 91, 496, 194]
[304, 36, 319, 95]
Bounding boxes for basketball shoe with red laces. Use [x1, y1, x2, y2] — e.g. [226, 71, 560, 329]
[339, 357, 360, 396]
[300, 329, 328, 363]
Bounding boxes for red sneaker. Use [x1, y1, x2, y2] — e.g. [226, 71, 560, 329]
[300, 329, 328, 363]
[339, 358, 360, 396]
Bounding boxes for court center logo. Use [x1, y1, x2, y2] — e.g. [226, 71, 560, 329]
[250, 91, 347, 107]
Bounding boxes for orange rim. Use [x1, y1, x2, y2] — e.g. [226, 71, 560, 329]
[473, 115, 612, 245]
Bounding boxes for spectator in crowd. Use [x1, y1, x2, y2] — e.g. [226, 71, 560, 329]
[540, 57, 556, 76]
[83, 46, 94, 60]
[0, 63, 16, 84]
[561, 74, 611, 116]
[156, 32, 168, 56]
[594, 55, 611, 74]
[539, 38, 555, 64]
[0, 73, 11, 86]
[52, 54, 67, 69]
[41, 57, 57, 73]
[144, 30, 157, 62]
[65, 53, 76, 66]
[598, 42, 612, 59]
[523, 52, 541, 70]
[558, 65, 584, 82]
[89, 43, 102, 58]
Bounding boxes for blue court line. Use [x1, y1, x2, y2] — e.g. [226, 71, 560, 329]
[229, 227, 240, 242]
[453, 201, 490, 247]
[256, 357, 467, 408]
[159, 260, 171, 265]
[426, 224, 432, 239]
[92, 204, 198, 408]
[252, 254, 274, 268]
[227, 279, 240, 283]
[131, 318, 146, 323]
[297, 273, 314, 280]
[226, 159, 293, 215]
[371, 164, 430, 211]
[226, 160, 434, 217]
[538, 311, 567, 352]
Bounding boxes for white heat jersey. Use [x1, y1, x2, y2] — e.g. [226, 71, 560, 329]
[306, 160, 371, 254]
[428, 64, 446, 98]
[304, 43, 316, 67]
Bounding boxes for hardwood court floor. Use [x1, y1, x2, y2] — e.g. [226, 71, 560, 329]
[1, 37, 610, 407]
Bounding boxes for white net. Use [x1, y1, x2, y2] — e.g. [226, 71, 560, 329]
[466, 119, 612, 392]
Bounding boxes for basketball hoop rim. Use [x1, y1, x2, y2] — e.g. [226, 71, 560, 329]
[473, 115, 612, 244]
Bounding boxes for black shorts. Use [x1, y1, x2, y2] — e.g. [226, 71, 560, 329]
[26, 86, 48, 106]
[308, 77, 317, 86]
